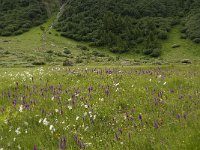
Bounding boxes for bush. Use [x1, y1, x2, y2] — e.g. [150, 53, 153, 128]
[32, 61, 45, 65]
[158, 31, 168, 40]
[75, 57, 83, 63]
[40, 26, 45, 31]
[110, 47, 128, 53]
[92, 51, 106, 57]
[63, 48, 71, 54]
[63, 59, 73, 66]
[180, 34, 187, 39]
[143, 49, 153, 55]
[46, 50, 54, 54]
[14, 30, 24, 35]
[77, 45, 89, 51]
[181, 59, 192, 64]
[150, 49, 161, 57]
[193, 38, 200, 43]
[1, 31, 12, 36]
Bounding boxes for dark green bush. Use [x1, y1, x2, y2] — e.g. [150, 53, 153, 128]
[158, 31, 168, 40]
[63, 59, 73, 66]
[63, 48, 71, 54]
[143, 49, 153, 55]
[150, 49, 161, 57]
[75, 57, 83, 63]
[32, 61, 46, 66]
[193, 38, 200, 43]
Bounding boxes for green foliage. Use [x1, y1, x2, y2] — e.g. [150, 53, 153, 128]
[63, 59, 73, 66]
[0, 0, 53, 36]
[63, 48, 71, 54]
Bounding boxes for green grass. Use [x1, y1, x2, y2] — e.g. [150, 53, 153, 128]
[0, 65, 200, 149]
[161, 26, 200, 63]
[1, 18, 200, 67]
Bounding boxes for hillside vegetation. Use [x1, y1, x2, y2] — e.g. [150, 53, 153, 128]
[55, 0, 200, 56]
[0, 0, 60, 36]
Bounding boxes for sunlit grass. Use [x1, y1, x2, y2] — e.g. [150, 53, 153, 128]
[0, 65, 200, 149]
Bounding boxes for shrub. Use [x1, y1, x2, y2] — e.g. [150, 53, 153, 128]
[181, 59, 192, 64]
[193, 38, 200, 43]
[143, 49, 153, 55]
[75, 57, 83, 63]
[158, 31, 168, 40]
[32, 61, 45, 65]
[180, 34, 187, 39]
[40, 26, 45, 31]
[150, 49, 161, 57]
[46, 50, 54, 54]
[92, 51, 106, 57]
[77, 45, 89, 51]
[1, 31, 12, 36]
[63, 59, 73, 66]
[14, 30, 24, 35]
[63, 48, 71, 54]
[108, 57, 115, 61]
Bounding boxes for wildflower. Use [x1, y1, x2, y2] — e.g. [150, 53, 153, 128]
[55, 109, 59, 113]
[139, 113, 142, 121]
[19, 105, 23, 112]
[163, 82, 167, 85]
[76, 116, 79, 121]
[84, 105, 88, 109]
[43, 118, 49, 126]
[60, 137, 67, 149]
[68, 106, 72, 110]
[49, 125, 56, 133]
[39, 118, 43, 123]
[17, 145, 21, 149]
[15, 127, 21, 135]
[13, 100, 17, 107]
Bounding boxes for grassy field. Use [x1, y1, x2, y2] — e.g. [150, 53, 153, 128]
[0, 65, 200, 149]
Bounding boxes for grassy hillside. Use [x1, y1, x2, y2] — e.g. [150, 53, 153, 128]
[1, 18, 200, 67]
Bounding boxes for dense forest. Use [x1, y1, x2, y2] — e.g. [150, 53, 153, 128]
[55, 0, 200, 56]
[0, 0, 200, 56]
[0, 0, 59, 36]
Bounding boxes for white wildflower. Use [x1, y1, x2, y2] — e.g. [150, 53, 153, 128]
[39, 118, 43, 123]
[15, 127, 21, 135]
[17, 145, 21, 150]
[68, 105, 72, 110]
[76, 116, 79, 121]
[84, 105, 88, 108]
[55, 109, 59, 113]
[49, 125, 56, 133]
[163, 82, 167, 85]
[43, 118, 49, 126]
[19, 105, 23, 112]
[51, 96, 54, 101]
[99, 98, 104, 101]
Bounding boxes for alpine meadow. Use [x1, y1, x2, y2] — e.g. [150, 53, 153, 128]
[0, 0, 200, 149]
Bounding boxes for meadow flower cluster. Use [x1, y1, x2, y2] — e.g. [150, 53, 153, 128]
[0, 66, 200, 149]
